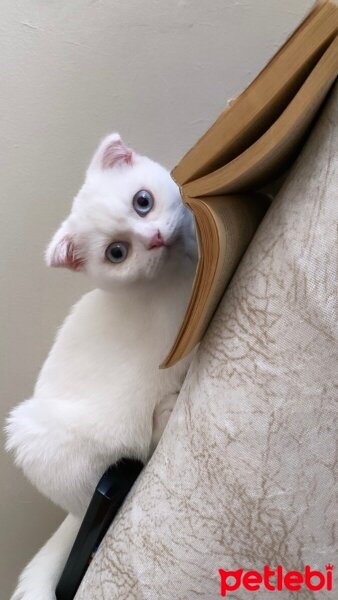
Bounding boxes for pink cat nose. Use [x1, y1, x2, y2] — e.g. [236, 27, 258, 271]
[148, 230, 164, 249]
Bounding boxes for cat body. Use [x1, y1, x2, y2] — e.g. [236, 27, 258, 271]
[6, 134, 197, 600]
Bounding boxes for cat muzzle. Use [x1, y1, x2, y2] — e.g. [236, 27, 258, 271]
[148, 230, 165, 250]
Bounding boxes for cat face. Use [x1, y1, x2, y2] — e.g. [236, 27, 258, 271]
[46, 134, 195, 288]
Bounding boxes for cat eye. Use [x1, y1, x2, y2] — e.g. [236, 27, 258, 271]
[133, 190, 154, 217]
[105, 242, 129, 263]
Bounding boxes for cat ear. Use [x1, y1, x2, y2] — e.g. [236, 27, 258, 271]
[45, 224, 84, 271]
[87, 133, 134, 173]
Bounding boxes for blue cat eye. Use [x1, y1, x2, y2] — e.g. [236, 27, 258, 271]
[105, 242, 129, 264]
[133, 190, 154, 217]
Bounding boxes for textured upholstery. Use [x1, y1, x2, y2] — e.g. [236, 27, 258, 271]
[77, 82, 338, 599]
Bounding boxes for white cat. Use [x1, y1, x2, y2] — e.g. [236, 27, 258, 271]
[6, 133, 197, 600]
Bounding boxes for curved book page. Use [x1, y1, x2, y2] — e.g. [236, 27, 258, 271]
[161, 195, 268, 368]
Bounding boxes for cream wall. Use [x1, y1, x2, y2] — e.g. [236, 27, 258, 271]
[0, 1, 312, 597]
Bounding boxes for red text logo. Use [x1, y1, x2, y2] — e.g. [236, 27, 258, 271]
[219, 564, 334, 596]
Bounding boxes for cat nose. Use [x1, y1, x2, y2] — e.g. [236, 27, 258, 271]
[148, 230, 164, 250]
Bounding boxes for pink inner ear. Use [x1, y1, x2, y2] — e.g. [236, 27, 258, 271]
[50, 236, 84, 271]
[102, 139, 133, 169]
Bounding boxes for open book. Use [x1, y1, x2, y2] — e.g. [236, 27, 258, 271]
[161, 0, 338, 368]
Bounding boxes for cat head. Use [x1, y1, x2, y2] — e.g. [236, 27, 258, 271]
[46, 133, 195, 288]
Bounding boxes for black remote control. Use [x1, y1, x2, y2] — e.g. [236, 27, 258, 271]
[55, 458, 143, 600]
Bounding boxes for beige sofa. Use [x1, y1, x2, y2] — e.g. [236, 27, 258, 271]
[76, 82, 338, 599]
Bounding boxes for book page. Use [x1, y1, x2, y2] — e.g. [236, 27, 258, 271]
[161, 195, 268, 368]
[172, 1, 337, 186]
[184, 36, 338, 197]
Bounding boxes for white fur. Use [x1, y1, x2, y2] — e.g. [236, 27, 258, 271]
[6, 134, 197, 599]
